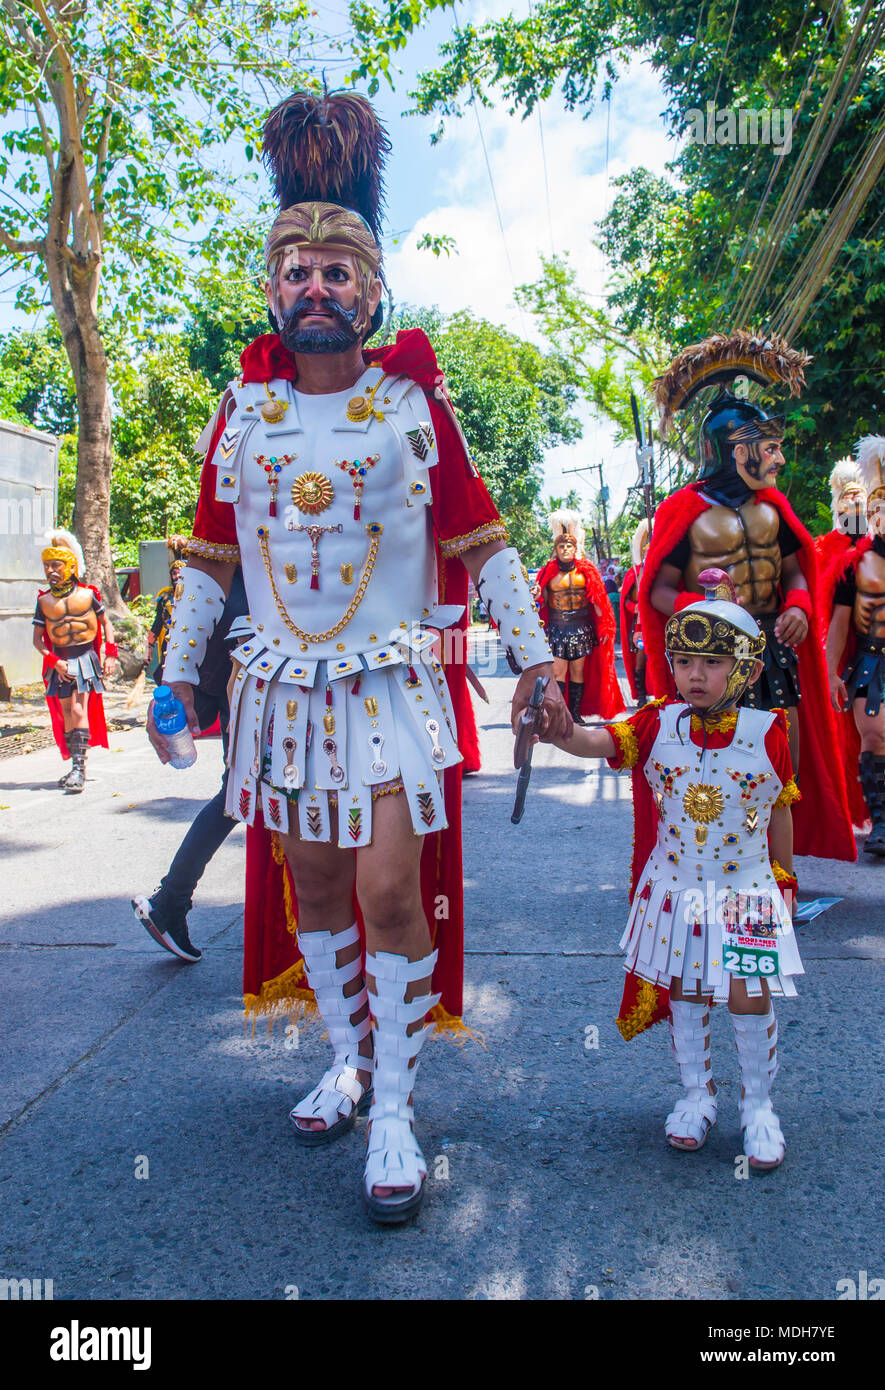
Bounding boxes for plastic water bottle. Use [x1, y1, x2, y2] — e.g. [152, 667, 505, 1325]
[153, 685, 197, 769]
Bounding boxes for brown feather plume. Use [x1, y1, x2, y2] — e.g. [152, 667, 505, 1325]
[262, 90, 391, 242]
[652, 331, 812, 433]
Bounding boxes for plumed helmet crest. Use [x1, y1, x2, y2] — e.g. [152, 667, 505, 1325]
[262, 89, 391, 242]
[548, 508, 586, 558]
[631, 516, 650, 568]
[855, 435, 885, 505]
[652, 330, 811, 434]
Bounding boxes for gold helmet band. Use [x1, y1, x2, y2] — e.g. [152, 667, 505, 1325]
[41, 546, 78, 580]
[666, 569, 765, 714]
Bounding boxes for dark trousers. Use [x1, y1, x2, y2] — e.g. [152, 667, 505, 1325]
[155, 689, 237, 914]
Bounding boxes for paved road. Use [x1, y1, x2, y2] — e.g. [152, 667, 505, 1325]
[1, 645, 883, 1300]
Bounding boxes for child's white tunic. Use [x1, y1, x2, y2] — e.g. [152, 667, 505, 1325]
[619, 702, 804, 1002]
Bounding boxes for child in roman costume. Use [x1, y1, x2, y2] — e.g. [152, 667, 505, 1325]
[553, 568, 802, 1170]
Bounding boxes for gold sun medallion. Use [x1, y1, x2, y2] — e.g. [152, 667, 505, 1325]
[683, 782, 724, 824]
[291, 471, 334, 516]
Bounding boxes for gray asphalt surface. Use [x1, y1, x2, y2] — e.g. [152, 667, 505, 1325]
[1, 641, 883, 1301]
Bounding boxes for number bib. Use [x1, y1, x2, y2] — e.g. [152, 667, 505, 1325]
[723, 924, 779, 978]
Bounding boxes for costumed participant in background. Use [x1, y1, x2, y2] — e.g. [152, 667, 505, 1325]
[145, 538, 187, 682]
[826, 436, 885, 855]
[639, 331, 855, 863]
[533, 510, 622, 725]
[814, 458, 866, 603]
[620, 517, 650, 705]
[552, 568, 801, 1170]
[147, 89, 567, 1225]
[134, 566, 248, 960]
[33, 529, 115, 794]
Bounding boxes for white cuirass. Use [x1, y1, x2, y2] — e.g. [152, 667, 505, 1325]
[619, 702, 804, 1003]
[203, 364, 465, 843]
[213, 364, 446, 664]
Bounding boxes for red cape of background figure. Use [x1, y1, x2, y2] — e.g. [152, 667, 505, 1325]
[38, 583, 109, 757]
[636, 483, 856, 862]
[619, 563, 642, 701]
[193, 329, 500, 1032]
[534, 555, 623, 719]
[818, 534, 871, 830]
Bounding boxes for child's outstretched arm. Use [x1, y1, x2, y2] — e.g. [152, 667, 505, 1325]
[552, 723, 617, 759]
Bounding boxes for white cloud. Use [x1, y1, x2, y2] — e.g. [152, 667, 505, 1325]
[385, 58, 677, 528]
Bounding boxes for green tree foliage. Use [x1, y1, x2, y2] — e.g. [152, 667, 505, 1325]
[0, 1, 359, 608]
[385, 305, 582, 566]
[110, 337, 217, 544]
[0, 322, 76, 434]
[361, 1, 885, 529]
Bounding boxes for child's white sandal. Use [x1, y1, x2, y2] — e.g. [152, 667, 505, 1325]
[665, 1000, 718, 1150]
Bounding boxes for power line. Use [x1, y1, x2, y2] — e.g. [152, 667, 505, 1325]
[451, 1, 519, 297]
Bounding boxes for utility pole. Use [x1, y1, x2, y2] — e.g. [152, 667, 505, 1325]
[562, 462, 611, 560]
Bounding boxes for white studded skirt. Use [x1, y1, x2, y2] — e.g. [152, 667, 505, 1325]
[224, 628, 462, 846]
[619, 842, 804, 1003]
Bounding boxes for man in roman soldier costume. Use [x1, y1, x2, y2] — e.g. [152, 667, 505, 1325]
[145, 537, 187, 682]
[826, 436, 885, 854]
[533, 510, 622, 724]
[815, 458, 866, 590]
[639, 332, 855, 862]
[620, 516, 650, 705]
[148, 89, 566, 1224]
[33, 529, 116, 793]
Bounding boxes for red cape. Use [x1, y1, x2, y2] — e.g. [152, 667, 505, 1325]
[38, 584, 109, 757]
[638, 484, 856, 862]
[239, 330, 488, 1034]
[619, 565, 641, 701]
[535, 556, 623, 719]
[819, 536, 868, 829]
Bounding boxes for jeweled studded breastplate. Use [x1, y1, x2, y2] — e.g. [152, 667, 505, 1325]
[211, 366, 440, 662]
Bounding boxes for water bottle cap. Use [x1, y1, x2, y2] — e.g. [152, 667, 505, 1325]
[154, 684, 172, 702]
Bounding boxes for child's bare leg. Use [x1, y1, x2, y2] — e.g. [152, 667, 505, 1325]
[666, 975, 717, 1152]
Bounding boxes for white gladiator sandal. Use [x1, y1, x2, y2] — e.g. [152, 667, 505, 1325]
[288, 922, 373, 1145]
[665, 1000, 718, 1151]
[362, 948, 440, 1225]
[732, 1008, 785, 1171]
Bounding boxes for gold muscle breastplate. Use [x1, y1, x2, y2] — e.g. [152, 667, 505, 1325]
[548, 568, 589, 613]
[684, 501, 781, 613]
[853, 548, 885, 638]
[40, 589, 99, 649]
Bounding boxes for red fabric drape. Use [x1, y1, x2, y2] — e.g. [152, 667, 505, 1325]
[819, 537, 869, 829]
[619, 565, 640, 700]
[638, 484, 856, 861]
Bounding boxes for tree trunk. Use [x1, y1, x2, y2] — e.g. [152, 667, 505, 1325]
[69, 327, 124, 616]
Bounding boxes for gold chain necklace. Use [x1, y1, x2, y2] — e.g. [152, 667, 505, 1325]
[257, 525, 382, 643]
